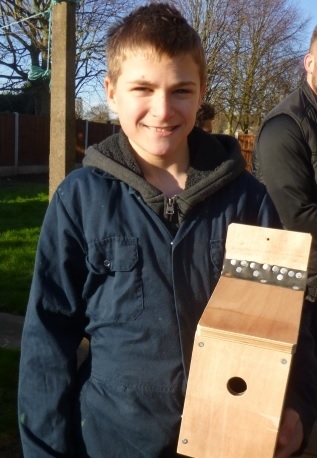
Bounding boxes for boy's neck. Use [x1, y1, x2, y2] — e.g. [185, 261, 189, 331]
[137, 156, 189, 197]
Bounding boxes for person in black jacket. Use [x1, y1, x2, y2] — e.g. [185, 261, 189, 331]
[252, 26, 317, 303]
[252, 26, 317, 454]
[18, 4, 316, 457]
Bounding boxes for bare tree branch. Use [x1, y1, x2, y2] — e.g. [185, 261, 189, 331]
[0, 0, 135, 114]
[176, 0, 310, 133]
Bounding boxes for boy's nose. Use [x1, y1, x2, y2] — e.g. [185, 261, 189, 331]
[151, 93, 174, 119]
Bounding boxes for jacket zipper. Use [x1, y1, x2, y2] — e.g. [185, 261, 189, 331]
[166, 196, 176, 215]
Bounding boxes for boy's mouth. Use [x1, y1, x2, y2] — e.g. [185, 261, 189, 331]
[146, 126, 177, 133]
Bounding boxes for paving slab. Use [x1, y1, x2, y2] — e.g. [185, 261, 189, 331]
[0, 312, 24, 349]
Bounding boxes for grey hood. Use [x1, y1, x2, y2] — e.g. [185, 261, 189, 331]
[83, 127, 246, 230]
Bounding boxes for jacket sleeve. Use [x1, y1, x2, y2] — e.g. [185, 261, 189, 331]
[18, 190, 88, 457]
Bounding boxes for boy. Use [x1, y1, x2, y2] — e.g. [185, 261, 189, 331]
[18, 3, 317, 457]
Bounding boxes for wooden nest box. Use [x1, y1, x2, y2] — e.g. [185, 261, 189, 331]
[178, 223, 311, 458]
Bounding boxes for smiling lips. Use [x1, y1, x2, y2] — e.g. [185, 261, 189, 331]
[145, 125, 178, 135]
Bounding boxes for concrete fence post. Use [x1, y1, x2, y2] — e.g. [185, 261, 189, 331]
[49, 1, 76, 200]
[14, 112, 19, 169]
[85, 120, 89, 151]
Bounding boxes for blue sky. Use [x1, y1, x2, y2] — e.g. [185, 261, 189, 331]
[299, 0, 317, 46]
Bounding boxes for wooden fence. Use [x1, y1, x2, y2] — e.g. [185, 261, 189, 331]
[0, 112, 120, 176]
[0, 112, 256, 176]
[238, 133, 255, 172]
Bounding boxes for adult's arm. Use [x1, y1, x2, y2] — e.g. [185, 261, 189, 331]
[255, 114, 317, 237]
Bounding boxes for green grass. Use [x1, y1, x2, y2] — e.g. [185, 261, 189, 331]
[0, 348, 23, 458]
[0, 176, 48, 456]
[0, 177, 48, 315]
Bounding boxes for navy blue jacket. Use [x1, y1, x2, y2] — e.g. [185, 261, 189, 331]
[18, 130, 315, 457]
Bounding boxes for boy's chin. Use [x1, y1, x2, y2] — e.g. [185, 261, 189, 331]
[129, 135, 189, 160]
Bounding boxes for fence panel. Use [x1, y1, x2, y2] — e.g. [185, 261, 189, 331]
[238, 134, 255, 171]
[0, 113, 15, 166]
[76, 120, 120, 162]
[87, 122, 118, 147]
[76, 119, 86, 161]
[0, 113, 121, 174]
[18, 114, 50, 166]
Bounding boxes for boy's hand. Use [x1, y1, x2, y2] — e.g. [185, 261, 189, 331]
[274, 408, 303, 458]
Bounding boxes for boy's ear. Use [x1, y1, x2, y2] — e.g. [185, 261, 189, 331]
[104, 77, 118, 113]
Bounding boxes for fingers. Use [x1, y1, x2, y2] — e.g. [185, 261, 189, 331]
[274, 408, 303, 458]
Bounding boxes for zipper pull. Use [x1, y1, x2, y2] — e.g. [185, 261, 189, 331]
[166, 196, 176, 215]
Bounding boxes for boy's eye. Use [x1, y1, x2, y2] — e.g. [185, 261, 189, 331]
[132, 86, 150, 92]
[174, 88, 192, 95]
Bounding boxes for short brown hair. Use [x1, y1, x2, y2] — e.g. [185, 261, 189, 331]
[106, 2, 206, 86]
[196, 102, 215, 127]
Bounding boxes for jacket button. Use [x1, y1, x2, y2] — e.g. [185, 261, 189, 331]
[103, 259, 111, 268]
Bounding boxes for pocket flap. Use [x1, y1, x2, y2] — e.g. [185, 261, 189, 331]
[87, 237, 138, 273]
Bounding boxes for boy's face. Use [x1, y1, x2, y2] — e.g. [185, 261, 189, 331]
[105, 50, 204, 164]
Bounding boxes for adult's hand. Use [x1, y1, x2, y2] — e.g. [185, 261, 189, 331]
[274, 408, 303, 458]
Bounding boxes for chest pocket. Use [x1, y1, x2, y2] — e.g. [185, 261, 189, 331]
[85, 237, 144, 322]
